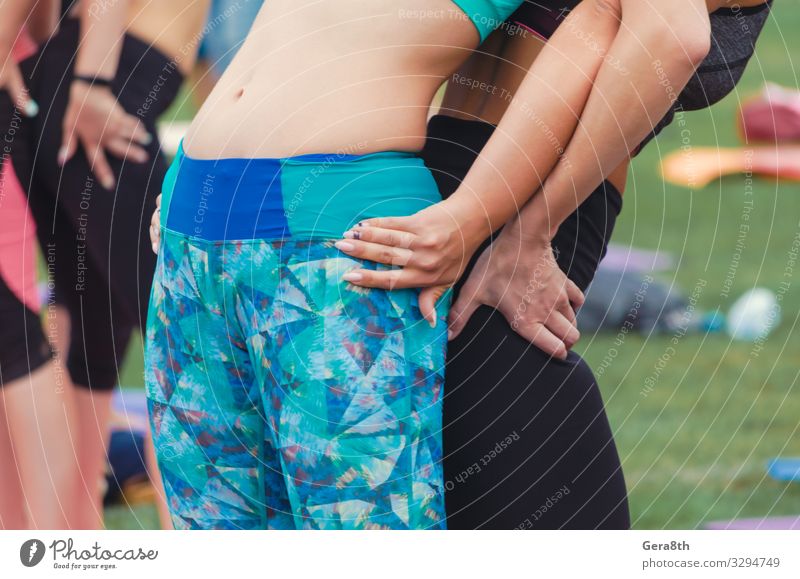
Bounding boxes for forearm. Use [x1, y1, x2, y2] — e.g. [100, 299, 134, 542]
[74, 0, 130, 79]
[28, 0, 58, 43]
[518, 0, 713, 241]
[0, 0, 39, 52]
[445, 0, 622, 245]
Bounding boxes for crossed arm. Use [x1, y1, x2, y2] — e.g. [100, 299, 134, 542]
[336, 0, 768, 350]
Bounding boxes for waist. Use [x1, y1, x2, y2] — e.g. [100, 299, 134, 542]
[162, 142, 442, 242]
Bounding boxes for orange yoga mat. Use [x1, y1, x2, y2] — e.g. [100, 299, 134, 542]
[660, 146, 800, 189]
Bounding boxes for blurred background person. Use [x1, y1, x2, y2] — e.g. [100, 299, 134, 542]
[0, 0, 79, 530]
[12, 0, 210, 529]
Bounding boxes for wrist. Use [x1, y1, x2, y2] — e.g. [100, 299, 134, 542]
[442, 195, 493, 250]
[504, 204, 558, 247]
[72, 73, 114, 90]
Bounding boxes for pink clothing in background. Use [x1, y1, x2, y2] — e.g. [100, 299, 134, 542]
[0, 30, 40, 312]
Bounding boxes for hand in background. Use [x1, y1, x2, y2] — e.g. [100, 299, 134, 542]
[0, 58, 37, 117]
[59, 80, 151, 189]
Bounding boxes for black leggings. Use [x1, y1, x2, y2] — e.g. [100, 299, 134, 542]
[421, 115, 630, 529]
[13, 19, 183, 391]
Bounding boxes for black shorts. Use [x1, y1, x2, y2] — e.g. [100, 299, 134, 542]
[0, 270, 52, 385]
[0, 91, 53, 385]
[13, 19, 183, 391]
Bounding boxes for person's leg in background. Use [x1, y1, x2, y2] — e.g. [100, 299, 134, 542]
[2, 362, 79, 529]
[0, 272, 78, 529]
[0, 397, 27, 529]
[23, 169, 132, 529]
[17, 18, 183, 527]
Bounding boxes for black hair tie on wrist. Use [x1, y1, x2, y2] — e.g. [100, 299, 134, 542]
[72, 74, 114, 88]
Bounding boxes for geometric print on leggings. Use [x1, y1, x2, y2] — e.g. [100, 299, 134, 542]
[145, 230, 448, 529]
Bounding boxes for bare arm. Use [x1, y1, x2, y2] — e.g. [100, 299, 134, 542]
[0, 0, 43, 113]
[59, 0, 150, 188]
[27, 0, 58, 43]
[73, 0, 129, 80]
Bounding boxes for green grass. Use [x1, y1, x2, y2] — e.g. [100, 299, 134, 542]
[578, 4, 800, 528]
[108, 4, 800, 529]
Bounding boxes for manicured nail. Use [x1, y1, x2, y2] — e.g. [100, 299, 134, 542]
[335, 241, 355, 252]
[343, 230, 361, 240]
[342, 271, 363, 282]
[152, 243, 158, 254]
[24, 100, 39, 117]
[57, 147, 68, 166]
[102, 176, 115, 189]
[447, 329, 454, 341]
[142, 132, 153, 145]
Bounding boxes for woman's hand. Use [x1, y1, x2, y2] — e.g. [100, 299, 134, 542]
[334, 198, 489, 327]
[449, 227, 584, 359]
[58, 80, 152, 189]
[0, 58, 38, 117]
[149, 194, 162, 254]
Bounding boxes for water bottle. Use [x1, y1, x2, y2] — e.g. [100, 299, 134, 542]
[726, 288, 781, 341]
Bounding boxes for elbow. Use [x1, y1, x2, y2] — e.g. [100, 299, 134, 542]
[679, 28, 712, 69]
[639, 12, 712, 71]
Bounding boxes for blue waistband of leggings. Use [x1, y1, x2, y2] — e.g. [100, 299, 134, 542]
[161, 141, 442, 242]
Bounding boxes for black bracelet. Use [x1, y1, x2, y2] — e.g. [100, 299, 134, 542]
[72, 74, 114, 88]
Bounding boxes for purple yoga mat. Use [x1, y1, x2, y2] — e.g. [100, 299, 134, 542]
[705, 517, 800, 530]
[600, 243, 674, 273]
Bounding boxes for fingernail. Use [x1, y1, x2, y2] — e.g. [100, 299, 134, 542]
[152, 243, 158, 254]
[143, 132, 153, 145]
[447, 329, 454, 341]
[335, 241, 355, 252]
[57, 147, 68, 166]
[342, 272, 362, 282]
[102, 177, 115, 189]
[24, 100, 39, 117]
[343, 230, 360, 240]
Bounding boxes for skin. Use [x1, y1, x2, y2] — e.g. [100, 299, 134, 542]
[60, 0, 210, 188]
[0, 0, 58, 116]
[337, 0, 768, 357]
[55, 0, 209, 529]
[151, 0, 768, 357]
[0, 364, 79, 529]
[0, 0, 80, 531]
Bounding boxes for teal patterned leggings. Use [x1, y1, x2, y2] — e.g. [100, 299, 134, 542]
[145, 231, 449, 529]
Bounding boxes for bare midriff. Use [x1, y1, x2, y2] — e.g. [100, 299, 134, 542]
[182, 0, 480, 159]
